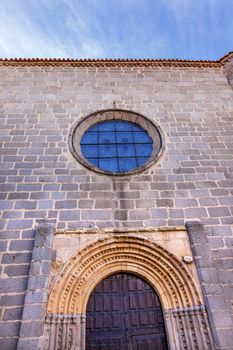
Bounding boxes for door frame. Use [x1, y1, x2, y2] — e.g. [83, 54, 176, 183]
[85, 272, 168, 350]
[44, 235, 215, 350]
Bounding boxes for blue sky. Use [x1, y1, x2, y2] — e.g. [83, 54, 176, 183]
[0, 0, 232, 60]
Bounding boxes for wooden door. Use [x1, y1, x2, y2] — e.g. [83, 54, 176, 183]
[86, 273, 168, 350]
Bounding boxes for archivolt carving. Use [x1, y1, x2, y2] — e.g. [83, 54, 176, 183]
[48, 235, 202, 314]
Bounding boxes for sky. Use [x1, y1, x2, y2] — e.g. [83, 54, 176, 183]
[0, 0, 232, 60]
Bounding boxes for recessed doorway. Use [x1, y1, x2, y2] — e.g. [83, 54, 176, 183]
[86, 273, 168, 350]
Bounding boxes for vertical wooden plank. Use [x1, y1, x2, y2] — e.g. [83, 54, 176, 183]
[86, 273, 168, 350]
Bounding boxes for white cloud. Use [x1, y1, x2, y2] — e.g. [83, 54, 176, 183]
[0, 0, 231, 60]
[0, 0, 106, 58]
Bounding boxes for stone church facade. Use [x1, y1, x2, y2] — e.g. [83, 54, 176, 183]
[0, 52, 233, 349]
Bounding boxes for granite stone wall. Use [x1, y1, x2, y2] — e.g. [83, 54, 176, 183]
[0, 62, 233, 349]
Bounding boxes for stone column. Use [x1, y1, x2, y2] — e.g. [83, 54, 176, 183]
[165, 305, 215, 350]
[43, 314, 86, 350]
[17, 220, 55, 350]
[185, 221, 233, 350]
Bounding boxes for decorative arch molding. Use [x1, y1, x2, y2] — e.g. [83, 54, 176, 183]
[44, 234, 215, 350]
[48, 234, 202, 314]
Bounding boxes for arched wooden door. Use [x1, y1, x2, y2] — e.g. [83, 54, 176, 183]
[86, 273, 168, 350]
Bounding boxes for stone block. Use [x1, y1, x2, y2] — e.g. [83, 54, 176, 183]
[216, 328, 233, 348]
[40, 261, 51, 274]
[14, 201, 37, 210]
[80, 183, 111, 191]
[0, 278, 28, 293]
[176, 182, 195, 189]
[89, 191, 115, 199]
[55, 200, 77, 209]
[113, 210, 128, 221]
[5, 264, 30, 277]
[9, 239, 34, 251]
[38, 200, 54, 209]
[151, 208, 167, 219]
[3, 307, 23, 321]
[17, 184, 42, 191]
[116, 191, 140, 199]
[207, 295, 229, 311]
[24, 210, 47, 219]
[2, 252, 32, 264]
[0, 294, 25, 307]
[219, 270, 233, 283]
[66, 191, 88, 199]
[0, 230, 21, 239]
[27, 275, 48, 290]
[22, 304, 45, 321]
[184, 207, 208, 218]
[175, 198, 198, 208]
[129, 182, 149, 190]
[95, 200, 116, 209]
[224, 237, 233, 248]
[32, 247, 52, 261]
[81, 210, 112, 221]
[0, 200, 13, 209]
[135, 199, 154, 209]
[2, 211, 23, 219]
[61, 183, 79, 191]
[216, 258, 233, 269]
[20, 321, 44, 337]
[0, 241, 7, 251]
[208, 206, 231, 217]
[156, 199, 174, 207]
[151, 182, 175, 190]
[17, 338, 42, 350]
[24, 290, 47, 304]
[30, 191, 50, 200]
[199, 267, 219, 284]
[168, 208, 184, 219]
[0, 321, 21, 337]
[59, 210, 80, 221]
[129, 209, 150, 220]
[0, 337, 18, 350]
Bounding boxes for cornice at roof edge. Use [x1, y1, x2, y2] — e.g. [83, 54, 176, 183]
[0, 51, 232, 68]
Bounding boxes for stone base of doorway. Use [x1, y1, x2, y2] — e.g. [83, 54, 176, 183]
[42, 305, 214, 350]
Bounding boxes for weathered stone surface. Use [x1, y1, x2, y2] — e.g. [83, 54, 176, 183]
[0, 59, 233, 349]
[186, 221, 233, 350]
[16, 221, 55, 349]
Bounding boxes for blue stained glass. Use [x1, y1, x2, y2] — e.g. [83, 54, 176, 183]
[137, 157, 150, 166]
[81, 132, 98, 144]
[98, 121, 115, 131]
[115, 121, 132, 131]
[80, 119, 154, 173]
[99, 131, 116, 144]
[134, 132, 152, 143]
[81, 145, 98, 158]
[118, 158, 137, 172]
[132, 124, 144, 131]
[99, 145, 117, 158]
[88, 158, 99, 167]
[118, 144, 135, 157]
[135, 144, 153, 157]
[99, 158, 118, 172]
[116, 132, 133, 143]
[87, 124, 98, 132]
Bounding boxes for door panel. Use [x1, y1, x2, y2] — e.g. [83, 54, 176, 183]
[86, 273, 168, 350]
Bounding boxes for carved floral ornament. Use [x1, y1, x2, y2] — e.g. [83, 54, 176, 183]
[47, 235, 202, 314]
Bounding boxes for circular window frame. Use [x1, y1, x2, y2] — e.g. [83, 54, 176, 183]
[69, 109, 164, 176]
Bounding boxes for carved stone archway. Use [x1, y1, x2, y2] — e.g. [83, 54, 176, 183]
[43, 235, 214, 350]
